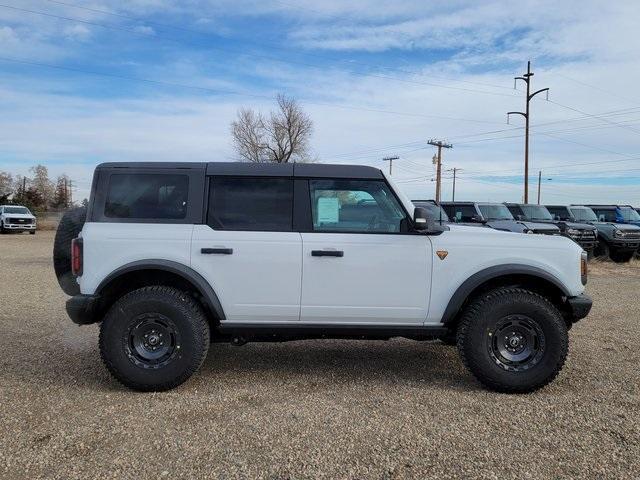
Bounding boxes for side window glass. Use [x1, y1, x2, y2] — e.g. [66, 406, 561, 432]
[308, 179, 406, 233]
[105, 174, 189, 219]
[454, 205, 477, 222]
[208, 177, 293, 231]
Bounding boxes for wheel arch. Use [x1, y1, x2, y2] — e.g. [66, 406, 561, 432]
[441, 265, 571, 327]
[96, 260, 225, 323]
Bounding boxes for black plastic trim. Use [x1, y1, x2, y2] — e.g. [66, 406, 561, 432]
[441, 264, 571, 325]
[215, 323, 448, 343]
[566, 294, 592, 322]
[66, 294, 101, 325]
[96, 260, 225, 320]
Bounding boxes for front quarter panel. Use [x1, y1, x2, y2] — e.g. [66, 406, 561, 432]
[426, 227, 584, 325]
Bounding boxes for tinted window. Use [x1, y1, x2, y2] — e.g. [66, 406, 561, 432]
[591, 208, 617, 222]
[309, 179, 406, 233]
[521, 205, 553, 221]
[208, 177, 293, 231]
[547, 206, 569, 220]
[479, 204, 514, 221]
[570, 207, 598, 222]
[443, 204, 477, 222]
[105, 174, 188, 219]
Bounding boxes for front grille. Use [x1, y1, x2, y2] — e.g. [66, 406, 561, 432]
[7, 218, 33, 225]
[571, 230, 597, 241]
[617, 230, 640, 240]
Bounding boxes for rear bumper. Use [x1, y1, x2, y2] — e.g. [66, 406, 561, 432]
[66, 294, 101, 325]
[566, 294, 592, 323]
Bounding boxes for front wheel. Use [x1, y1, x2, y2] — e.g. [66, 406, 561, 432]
[610, 250, 634, 263]
[99, 286, 210, 391]
[457, 287, 568, 393]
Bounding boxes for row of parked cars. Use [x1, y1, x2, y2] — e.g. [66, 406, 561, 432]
[412, 201, 640, 263]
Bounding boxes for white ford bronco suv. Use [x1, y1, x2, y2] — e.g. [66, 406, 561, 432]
[54, 162, 591, 393]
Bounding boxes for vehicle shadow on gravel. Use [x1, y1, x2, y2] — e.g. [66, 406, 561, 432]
[198, 340, 479, 393]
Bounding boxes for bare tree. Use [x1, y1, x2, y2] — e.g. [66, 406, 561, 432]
[231, 94, 313, 163]
[29, 164, 54, 208]
[0, 171, 13, 202]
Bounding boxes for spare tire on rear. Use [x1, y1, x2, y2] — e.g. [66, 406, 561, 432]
[54, 206, 87, 296]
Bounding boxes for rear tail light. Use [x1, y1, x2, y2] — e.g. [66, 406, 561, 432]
[71, 238, 83, 276]
[580, 251, 588, 285]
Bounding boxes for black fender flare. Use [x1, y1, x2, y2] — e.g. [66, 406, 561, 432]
[441, 264, 570, 325]
[96, 259, 225, 320]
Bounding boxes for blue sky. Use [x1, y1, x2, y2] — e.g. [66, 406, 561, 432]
[1, 0, 639, 204]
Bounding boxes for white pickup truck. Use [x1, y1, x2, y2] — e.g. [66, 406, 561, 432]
[53, 162, 591, 393]
[0, 205, 37, 234]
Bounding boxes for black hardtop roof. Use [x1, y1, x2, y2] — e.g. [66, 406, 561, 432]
[584, 204, 634, 209]
[505, 203, 550, 207]
[96, 161, 384, 179]
[441, 201, 504, 206]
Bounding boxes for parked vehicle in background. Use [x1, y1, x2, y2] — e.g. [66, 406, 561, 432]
[505, 203, 597, 255]
[547, 205, 640, 262]
[0, 205, 37, 234]
[587, 205, 640, 228]
[53, 162, 591, 394]
[411, 199, 449, 223]
[441, 201, 560, 235]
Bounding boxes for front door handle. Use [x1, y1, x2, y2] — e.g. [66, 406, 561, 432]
[201, 247, 233, 255]
[311, 250, 344, 257]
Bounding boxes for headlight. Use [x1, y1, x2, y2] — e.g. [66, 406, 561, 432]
[567, 228, 580, 236]
[614, 229, 622, 237]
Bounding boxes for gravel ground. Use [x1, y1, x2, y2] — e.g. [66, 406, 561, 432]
[0, 231, 638, 479]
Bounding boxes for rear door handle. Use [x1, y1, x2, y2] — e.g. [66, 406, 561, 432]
[201, 247, 233, 255]
[311, 250, 344, 257]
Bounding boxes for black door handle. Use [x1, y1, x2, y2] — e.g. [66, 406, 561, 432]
[201, 248, 233, 255]
[311, 250, 344, 257]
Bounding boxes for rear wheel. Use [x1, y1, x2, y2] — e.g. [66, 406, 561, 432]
[457, 287, 568, 393]
[99, 286, 210, 391]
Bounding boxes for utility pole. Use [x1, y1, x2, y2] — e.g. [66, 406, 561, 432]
[382, 156, 399, 176]
[428, 139, 452, 203]
[507, 60, 549, 204]
[446, 168, 461, 201]
[537, 171, 552, 205]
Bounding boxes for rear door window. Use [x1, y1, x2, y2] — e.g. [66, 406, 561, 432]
[105, 174, 189, 219]
[208, 177, 293, 231]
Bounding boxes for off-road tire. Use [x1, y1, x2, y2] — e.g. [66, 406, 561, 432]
[99, 286, 210, 392]
[29, 230, 36, 235]
[53, 206, 87, 295]
[0, 222, 5, 234]
[456, 287, 568, 394]
[610, 250, 634, 263]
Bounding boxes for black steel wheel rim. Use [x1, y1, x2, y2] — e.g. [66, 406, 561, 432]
[487, 315, 545, 372]
[124, 313, 180, 369]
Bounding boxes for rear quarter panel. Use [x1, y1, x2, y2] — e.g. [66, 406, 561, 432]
[78, 223, 194, 294]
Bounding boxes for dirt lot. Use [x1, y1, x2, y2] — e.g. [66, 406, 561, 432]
[0, 231, 638, 479]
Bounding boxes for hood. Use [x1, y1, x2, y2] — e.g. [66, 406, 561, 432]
[485, 219, 559, 233]
[558, 221, 597, 231]
[593, 221, 640, 229]
[2, 213, 36, 220]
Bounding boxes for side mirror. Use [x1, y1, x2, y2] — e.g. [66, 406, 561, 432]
[413, 207, 429, 231]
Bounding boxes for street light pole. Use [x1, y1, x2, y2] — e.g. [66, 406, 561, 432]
[507, 61, 549, 204]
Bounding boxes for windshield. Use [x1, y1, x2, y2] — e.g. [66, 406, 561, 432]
[412, 201, 450, 222]
[570, 207, 598, 222]
[620, 207, 640, 222]
[478, 204, 514, 221]
[4, 206, 30, 214]
[521, 205, 553, 221]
